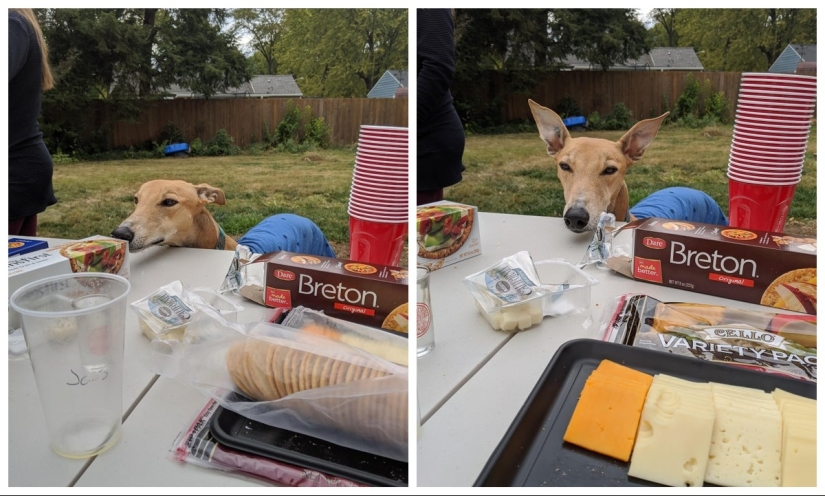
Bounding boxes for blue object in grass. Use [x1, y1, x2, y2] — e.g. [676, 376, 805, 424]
[9, 238, 49, 257]
[562, 116, 587, 128]
[163, 143, 190, 156]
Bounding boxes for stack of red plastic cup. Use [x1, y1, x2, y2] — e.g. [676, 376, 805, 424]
[348, 125, 409, 266]
[727, 72, 816, 232]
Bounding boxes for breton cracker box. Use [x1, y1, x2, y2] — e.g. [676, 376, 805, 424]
[254, 251, 409, 336]
[9, 237, 49, 257]
[608, 218, 816, 315]
[8, 235, 131, 330]
[416, 201, 481, 271]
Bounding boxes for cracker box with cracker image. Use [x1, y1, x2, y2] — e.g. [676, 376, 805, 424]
[606, 218, 816, 315]
[416, 201, 481, 272]
[251, 251, 409, 336]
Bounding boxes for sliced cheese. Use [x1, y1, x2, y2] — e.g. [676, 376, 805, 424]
[772, 388, 816, 487]
[628, 375, 715, 487]
[705, 383, 782, 487]
[563, 362, 652, 462]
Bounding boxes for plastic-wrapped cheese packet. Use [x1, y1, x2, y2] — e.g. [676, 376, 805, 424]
[463, 251, 550, 333]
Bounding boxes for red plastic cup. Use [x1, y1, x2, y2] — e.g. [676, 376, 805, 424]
[728, 177, 798, 233]
[348, 215, 408, 267]
[728, 150, 805, 168]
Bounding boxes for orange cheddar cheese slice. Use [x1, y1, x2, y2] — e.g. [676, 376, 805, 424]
[595, 359, 654, 385]
[563, 361, 653, 462]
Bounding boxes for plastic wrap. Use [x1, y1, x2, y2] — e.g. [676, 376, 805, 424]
[130, 280, 243, 341]
[599, 293, 817, 382]
[463, 251, 549, 333]
[280, 306, 408, 366]
[146, 303, 408, 462]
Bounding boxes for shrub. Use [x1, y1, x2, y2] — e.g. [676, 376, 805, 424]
[51, 148, 77, 165]
[275, 101, 302, 145]
[159, 121, 185, 144]
[588, 103, 635, 131]
[674, 74, 702, 120]
[205, 129, 240, 156]
[304, 115, 330, 147]
[556, 95, 583, 118]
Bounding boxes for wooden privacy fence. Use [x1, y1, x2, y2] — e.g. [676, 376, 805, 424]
[481, 71, 745, 122]
[107, 97, 408, 148]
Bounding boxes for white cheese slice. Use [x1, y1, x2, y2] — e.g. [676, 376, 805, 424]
[704, 402, 782, 486]
[628, 377, 715, 487]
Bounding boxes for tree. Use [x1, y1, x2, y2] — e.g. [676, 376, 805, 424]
[451, 8, 649, 129]
[276, 9, 408, 97]
[233, 8, 284, 74]
[38, 8, 251, 154]
[646, 8, 679, 47]
[153, 9, 251, 99]
[674, 9, 816, 71]
[550, 9, 650, 71]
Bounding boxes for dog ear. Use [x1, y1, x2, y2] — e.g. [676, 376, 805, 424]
[528, 99, 570, 156]
[618, 112, 670, 162]
[195, 184, 227, 205]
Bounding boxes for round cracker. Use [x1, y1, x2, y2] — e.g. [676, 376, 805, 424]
[226, 342, 255, 398]
[242, 340, 267, 400]
[264, 343, 285, 400]
[326, 356, 345, 387]
[297, 350, 316, 393]
[280, 347, 298, 396]
[343, 361, 360, 385]
[335, 355, 352, 385]
[381, 302, 409, 334]
[309, 352, 326, 390]
[287, 348, 306, 396]
[760, 268, 817, 308]
[248, 341, 276, 400]
[318, 354, 336, 388]
[271, 343, 291, 399]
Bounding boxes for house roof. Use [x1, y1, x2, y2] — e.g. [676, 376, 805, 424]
[367, 69, 408, 98]
[769, 44, 817, 74]
[563, 47, 703, 71]
[164, 75, 303, 98]
[789, 44, 817, 63]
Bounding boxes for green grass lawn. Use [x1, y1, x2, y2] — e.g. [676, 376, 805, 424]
[444, 123, 817, 236]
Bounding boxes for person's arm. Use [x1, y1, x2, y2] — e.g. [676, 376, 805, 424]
[417, 9, 456, 126]
[9, 13, 32, 81]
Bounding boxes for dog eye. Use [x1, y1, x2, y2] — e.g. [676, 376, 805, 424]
[559, 162, 571, 172]
[161, 199, 178, 207]
[602, 166, 618, 175]
[133, 197, 138, 204]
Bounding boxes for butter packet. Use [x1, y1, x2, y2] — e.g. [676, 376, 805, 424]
[131, 281, 243, 341]
[463, 251, 550, 333]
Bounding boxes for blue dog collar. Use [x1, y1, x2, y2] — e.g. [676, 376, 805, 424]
[215, 225, 226, 250]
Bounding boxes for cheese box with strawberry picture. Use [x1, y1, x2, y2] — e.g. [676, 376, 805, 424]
[416, 201, 481, 271]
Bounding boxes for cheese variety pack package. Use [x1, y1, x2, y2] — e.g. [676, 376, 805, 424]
[600, 294, 817, 382]
[416, 201, 481, 271]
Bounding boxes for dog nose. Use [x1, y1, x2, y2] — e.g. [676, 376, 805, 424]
[564, 207, 590, 232]
[110, 226, 134, 242]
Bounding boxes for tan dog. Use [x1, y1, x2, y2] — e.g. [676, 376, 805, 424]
[528, 99, 669, 233]
[111, 179, 238, 252]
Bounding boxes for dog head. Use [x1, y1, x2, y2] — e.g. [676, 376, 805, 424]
[528, 99, 668, 233]
[111, 179, 227, 252]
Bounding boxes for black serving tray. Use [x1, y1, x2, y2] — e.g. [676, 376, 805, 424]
[474, 338, 816, 487]
[209, 405, 408, 487]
